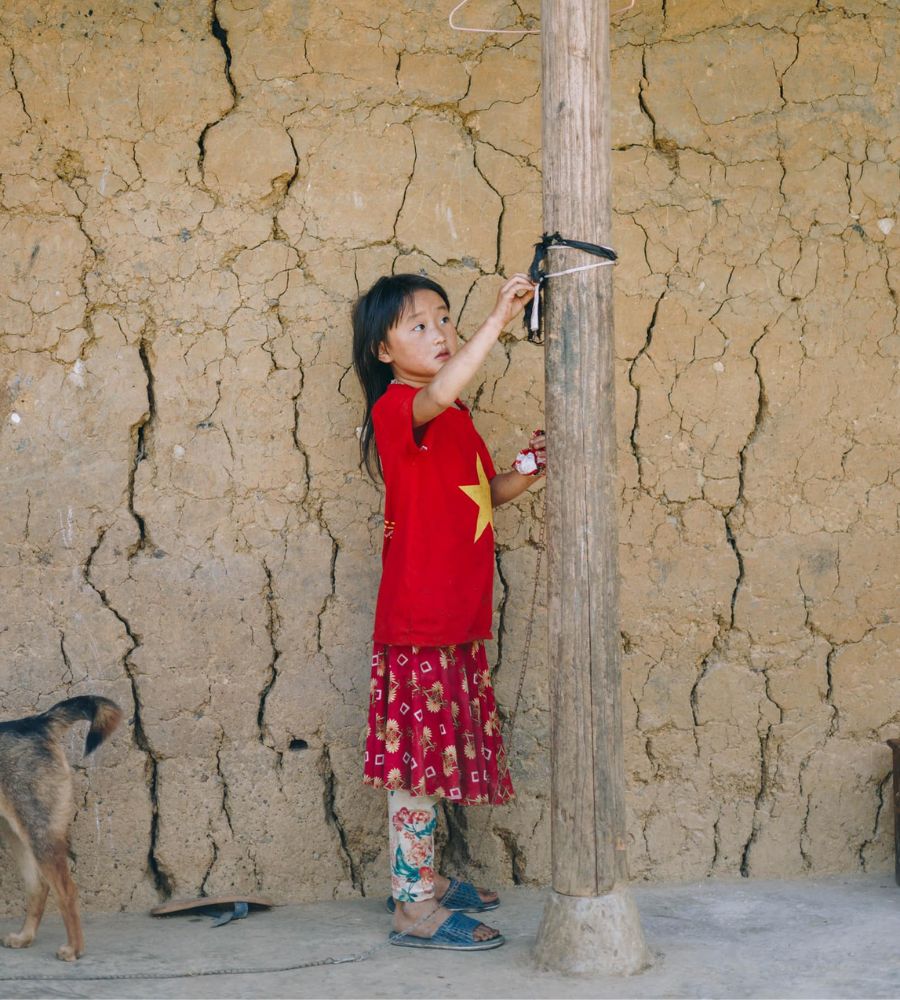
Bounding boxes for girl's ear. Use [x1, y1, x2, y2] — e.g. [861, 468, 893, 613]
[376, 340, 392, 363]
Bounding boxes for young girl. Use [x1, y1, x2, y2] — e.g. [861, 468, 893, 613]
[351, 272, 545, 951]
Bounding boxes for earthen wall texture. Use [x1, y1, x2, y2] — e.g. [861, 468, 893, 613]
[1, 0, 897, 913]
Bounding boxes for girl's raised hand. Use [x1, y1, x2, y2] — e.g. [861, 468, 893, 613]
[488, 274, 537, 329]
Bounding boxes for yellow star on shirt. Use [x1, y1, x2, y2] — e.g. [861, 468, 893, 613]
[458, 454, 494, 542]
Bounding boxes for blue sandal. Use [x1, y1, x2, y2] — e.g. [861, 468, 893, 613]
[386, 878, 500, 914]
[389, 910, 505, 951]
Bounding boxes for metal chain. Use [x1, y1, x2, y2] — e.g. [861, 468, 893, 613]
[0, 954, 363, 983]
[0, 505, 547, 986]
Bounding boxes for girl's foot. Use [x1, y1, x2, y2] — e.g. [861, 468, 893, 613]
[393, 899, 501, 943]
[434, 873, 498, 908]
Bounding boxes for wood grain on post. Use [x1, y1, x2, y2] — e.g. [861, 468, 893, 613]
[541, 0, 629, 896]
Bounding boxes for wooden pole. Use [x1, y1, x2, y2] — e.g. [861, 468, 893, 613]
[533, 0, 649, 974]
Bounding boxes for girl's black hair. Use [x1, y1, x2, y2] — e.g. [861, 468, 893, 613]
[351, 273, 451, 480]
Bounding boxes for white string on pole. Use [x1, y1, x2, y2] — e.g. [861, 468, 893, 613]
[529, 248, 617, 335]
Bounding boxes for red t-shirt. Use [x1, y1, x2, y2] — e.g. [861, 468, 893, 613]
[372, 383, 497, 646]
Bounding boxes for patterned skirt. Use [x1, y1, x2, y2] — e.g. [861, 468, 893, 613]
[362, 641, 515, 805]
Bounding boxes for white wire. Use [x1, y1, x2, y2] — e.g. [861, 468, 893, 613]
[542, 259, 616, 282]
[448, 0, 636, 35]
[529, 255, 616, 333]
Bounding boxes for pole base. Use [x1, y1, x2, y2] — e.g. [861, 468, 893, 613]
[533, 886, 651, 976]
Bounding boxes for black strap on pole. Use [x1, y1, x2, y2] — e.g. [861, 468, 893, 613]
[524, 232, 618, 343]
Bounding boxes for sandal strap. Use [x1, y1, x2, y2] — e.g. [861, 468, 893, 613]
[431, 911, 485, 945]
[441, 878, 483, 910]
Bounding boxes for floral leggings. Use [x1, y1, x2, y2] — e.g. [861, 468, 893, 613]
[389, 789, 439, 903]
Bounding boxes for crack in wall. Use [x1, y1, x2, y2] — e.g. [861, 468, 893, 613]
[495, 827, 526, 885]
[315, 526, 339, 656]
[83, 529, 173, 898]
[215, 738, 235, 838]
[858, 772, 889, 872]
[256, 561, 281, 748]
[823, 642, 839, 737]
[391, 127, 418, 243]
[627, 289, 664, 491]
[210, 2, 236, 103]
[2, 34, 32, 126]
[319, 744, 363, 895]
[727, 328, 773, 878]
[778, 33, 801, 106]
[199, 840, 219, 897]
[740, 725, 773, 877]
[130, 338, 155, 553]
[638, 48, 678, 169]
[59, 631, 74, 686]
[290, 372, 312, 502]
[798, 772, 813, 870]
[196, 2, 238, 176]
[111, 333, 171, 896]
[468, 143, 505, 273]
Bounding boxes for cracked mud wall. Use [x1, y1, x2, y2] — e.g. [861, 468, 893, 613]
[0, 0, 896, 913]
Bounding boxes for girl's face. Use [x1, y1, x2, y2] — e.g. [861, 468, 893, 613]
[377, 289, 458, 385]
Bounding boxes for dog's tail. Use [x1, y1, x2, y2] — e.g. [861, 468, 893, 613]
[40, 697, 123, 755]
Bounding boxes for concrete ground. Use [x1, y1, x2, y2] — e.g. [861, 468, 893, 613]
[0, 874, 897, 999]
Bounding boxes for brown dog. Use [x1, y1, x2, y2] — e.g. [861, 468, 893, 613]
[0, 696, 121, 961]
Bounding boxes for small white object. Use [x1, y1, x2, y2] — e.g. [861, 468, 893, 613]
[173, 445, 185, 459]
[877, 218, 894, 235]
[713, 361, 725, 372]
[10, 412, 21, 425]
[530, 283, 542, 332]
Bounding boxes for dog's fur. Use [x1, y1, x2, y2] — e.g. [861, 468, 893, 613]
[0, 696, 121, 961]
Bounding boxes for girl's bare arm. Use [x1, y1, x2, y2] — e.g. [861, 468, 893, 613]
[412, 274, 535, 427]
[490, 470, 542, 507]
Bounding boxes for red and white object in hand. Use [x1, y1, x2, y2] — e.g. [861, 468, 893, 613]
[513, 429, 546, 476]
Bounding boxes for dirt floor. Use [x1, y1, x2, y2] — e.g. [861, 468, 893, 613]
[1, 874, 898, 998]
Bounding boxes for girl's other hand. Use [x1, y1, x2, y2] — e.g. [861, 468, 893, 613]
[488, 274, 537, 329]
[512, 429, 546, 478]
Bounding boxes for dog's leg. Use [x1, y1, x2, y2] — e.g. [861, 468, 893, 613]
[0, 829, 49, 950]
[39, 850, 84, 961]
